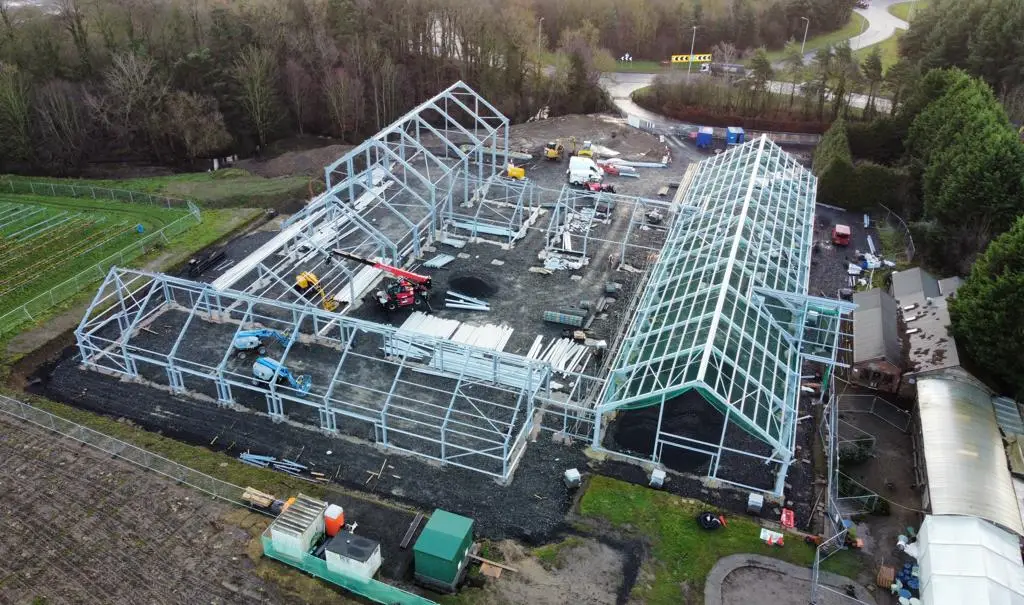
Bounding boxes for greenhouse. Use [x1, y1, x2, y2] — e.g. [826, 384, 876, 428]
[596, 136, 855, 495]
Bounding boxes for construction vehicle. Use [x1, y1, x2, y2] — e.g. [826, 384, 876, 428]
[577, 140, 594, 158]
[233, 329, 289, 357]
[582, 177, 615, 194]
[252, 357, 312, 393]
[506, 162, 525, 180]
[544, 140, 565, 161]
[295, 271, 339, 312]
[331, 250, 433, 312]
[832, 224, 851, 246]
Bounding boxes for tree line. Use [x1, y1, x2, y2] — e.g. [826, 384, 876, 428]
[815, 68, 1024, 397]
[0, 0, 619, 174]
[900, 0, 1024, 122]
[537, 0, 861, 62]
[634, 40, 901, 131]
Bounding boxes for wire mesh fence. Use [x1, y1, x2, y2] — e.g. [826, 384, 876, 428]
[0, 203, 201, 335]
[3, 179, 192, 209]
[0, 394, 248, 507]
[878, 203, 915, 263]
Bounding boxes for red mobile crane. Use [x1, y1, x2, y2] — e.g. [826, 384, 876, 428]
[332, 250, 433, 311]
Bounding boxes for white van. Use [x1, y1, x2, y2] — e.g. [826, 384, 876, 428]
[567, 156, 604, 186]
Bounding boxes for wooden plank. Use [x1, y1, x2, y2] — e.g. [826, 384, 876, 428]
[400, 512, 425, 549]
[468, 553, 518, 573]
[480, 563, 503, 579]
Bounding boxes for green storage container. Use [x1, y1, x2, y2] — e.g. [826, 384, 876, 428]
[413, 509, 474, 592]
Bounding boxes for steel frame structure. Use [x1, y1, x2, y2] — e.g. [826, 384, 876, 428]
[593, 136, 855, 495]
[441, 174, 541, 245]
[212, 81, 510, 315]
[76, 268, 550, 483]
[544, 186, 681, 260]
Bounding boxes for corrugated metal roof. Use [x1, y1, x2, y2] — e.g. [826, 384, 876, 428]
[892, 267, 940, 302]
[852, 288, 901, 365]
[993, 396, 1024, 436]
[917, 378, 1024, 536]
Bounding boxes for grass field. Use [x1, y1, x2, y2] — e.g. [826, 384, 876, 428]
[889, 0, 928, 21]
[580, 475, 864, 605]
[853, 29, 905, 70]
[762, 13, 868, 64]
[1, 169, 315, 208]
[0, 195, 187, 316]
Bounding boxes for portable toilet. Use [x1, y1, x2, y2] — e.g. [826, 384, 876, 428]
[726, 126, 746, 145]
[413, 509, 474, 592]
[695, 127, 714, 149]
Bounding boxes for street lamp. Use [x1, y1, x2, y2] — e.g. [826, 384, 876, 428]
[800, 17, 810, 56]
[687, 25, 698, 76]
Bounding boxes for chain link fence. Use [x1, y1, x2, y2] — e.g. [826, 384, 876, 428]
[878, 203, 915, 263]
[0, 201, 201, 335]
[3, 179, 192, 209]
[0, 394, 248, 506]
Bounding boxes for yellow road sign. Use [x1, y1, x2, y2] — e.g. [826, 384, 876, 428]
[670, 53, 712, 64]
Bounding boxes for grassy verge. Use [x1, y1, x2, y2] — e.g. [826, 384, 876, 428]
[763, 13, 868, 63]
[579, 475, 864, 605]
[533, 536, 584, 569]
[889, 0, 928, 22]
[853, 29, 905, 70]
[1, 169, 317, 208]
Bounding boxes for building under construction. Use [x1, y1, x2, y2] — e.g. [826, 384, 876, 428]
[73, 81, 852, 496]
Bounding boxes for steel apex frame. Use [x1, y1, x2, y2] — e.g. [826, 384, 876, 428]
[594, 135, 855, 495]
[76, 267, 549, 483]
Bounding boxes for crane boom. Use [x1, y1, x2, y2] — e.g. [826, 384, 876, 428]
[332, 250, 432, 288]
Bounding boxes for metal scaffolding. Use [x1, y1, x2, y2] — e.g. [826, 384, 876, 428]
[594, 135, 855, 495]
[76, 268, 549, 483]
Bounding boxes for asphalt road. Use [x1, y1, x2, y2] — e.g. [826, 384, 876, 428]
[601, 3, 906, 123]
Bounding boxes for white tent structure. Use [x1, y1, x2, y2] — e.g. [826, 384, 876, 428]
[917, 515, 1024, 605]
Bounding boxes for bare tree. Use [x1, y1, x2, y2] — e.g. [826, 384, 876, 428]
[0, 63, 32, 161]
[232, 44, 279, 148]
[33, 80, 87, 170]
[283, 59, 313, 135]
[711, 41, 739, 65]
[323, 67, 362, 138]
[86, 53, 169, 148]
[165, 90, 231, 161]
[56, 0, 91, 74]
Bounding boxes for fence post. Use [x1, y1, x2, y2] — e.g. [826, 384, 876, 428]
[91, 186, 96, 199]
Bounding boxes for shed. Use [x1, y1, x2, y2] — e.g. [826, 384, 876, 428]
[696, 126, 714, 149]
[851, 288, 902, 392]
[324, 531, 382, 581]
[726, 126, 745, 145]
[916, 515, 1024, 605]
[268, 494, 327, 560]
[413, 509, 474, 592]
[891, 267, 940, 303]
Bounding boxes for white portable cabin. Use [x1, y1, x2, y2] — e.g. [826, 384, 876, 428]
[268, 494, 328, 560]
[325, 531, 383, 582]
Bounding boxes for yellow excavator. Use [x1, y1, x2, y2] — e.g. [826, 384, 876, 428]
[295, 271, 339, 312]
[544, 140, 565, 161]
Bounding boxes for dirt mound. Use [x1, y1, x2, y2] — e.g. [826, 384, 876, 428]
[508, 114, 665, 159]
[448, 274, 498, 298]
[236, 143, 354, 178]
